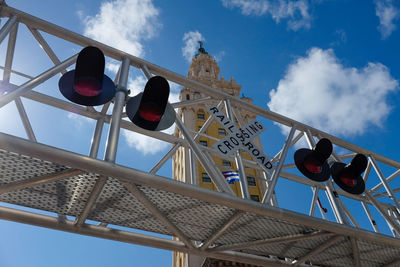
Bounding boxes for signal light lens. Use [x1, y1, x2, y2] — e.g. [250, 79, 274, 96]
[339, 172, 358, 187]
[331, 154, 367, 195]
[74, 77, 102, 97]
[293, 138, 333, 182]
[139, 102, 163, 122]
[58, 46, 116, 106]
[304, 157, 322, 174]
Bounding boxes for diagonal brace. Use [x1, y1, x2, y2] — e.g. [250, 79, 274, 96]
[0, 169, 84, 194]
[123, 182, 194, 248]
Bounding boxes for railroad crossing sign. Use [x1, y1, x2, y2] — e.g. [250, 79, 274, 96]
[207, 106, 275, 175]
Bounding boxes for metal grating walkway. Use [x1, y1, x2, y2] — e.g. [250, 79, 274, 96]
[1, 133, 400, 267]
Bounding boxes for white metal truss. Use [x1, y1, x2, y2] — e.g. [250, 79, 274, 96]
[1, 2, 400, 266]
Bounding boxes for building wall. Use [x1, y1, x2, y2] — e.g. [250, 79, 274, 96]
[172, 52, 267, 267]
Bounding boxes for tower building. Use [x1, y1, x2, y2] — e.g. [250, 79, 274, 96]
[172, 44, 267, 267]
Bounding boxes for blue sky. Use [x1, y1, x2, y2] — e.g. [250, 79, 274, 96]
[1, 0, 400, 266]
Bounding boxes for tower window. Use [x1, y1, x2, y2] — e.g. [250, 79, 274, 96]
[202, 173, 211, 183]
[222, 160, 231, 167]
[186, 94, 190, 100]
[250, 195, 260, 202]
[247, 176, 256, 186]
[218, 128, 226, 136]
[199, 140, 208, 147]
[197, 113, 205, 120]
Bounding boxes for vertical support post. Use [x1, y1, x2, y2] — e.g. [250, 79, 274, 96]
[224, 99, 249, 199]
[15, 98, 37, 142]
[89, 117, 105, 158]
[369, 155, 400, 214]
[182, 111, 193, 184]
[361, 201, 379, 233]
[104, 57, 130, 162]
[309, 187, 319, 216]
[190, 149, 198, 185]
[184, 144, 191, 184]
[262, 125, 296, 204]
[3, 20, 17, 82]
[75, 58, 130, 226]
[140, 64, 152, 80]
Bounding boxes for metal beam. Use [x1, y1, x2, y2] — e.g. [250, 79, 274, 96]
[225, 99, 249, 199]
[372, 168, 400, 193]
[150, 143, 180, 174]
[75, 175, 108, 225]
[0, 169, 84, 194]
[0, 15, 17, 44]
[0, 53, 78, 108]
[369, 155, 400, 213]
[262, 125, 296, 204]
[2, 133, 400, 248]
[364, 190, 400, 236]
[2, 4, 398, 171]
[175, 113, 234, 195]
[171, 97, 213, 108]
[292, 235, 342, 266]
[27, 26, 66, 75]
[213, 231, 334, 252]
[351, 238, 361, 267]
[200, 211, 244, 250]
[76, 57, 131, 225]
[0, 205, 289, 267]
[123, 182, 194, 248]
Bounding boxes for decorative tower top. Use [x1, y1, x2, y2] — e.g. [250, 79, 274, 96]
[184, 42, 242, 98]
[195, 41, 208, 57]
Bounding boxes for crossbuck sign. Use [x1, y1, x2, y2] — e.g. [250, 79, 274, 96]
[207, 106, 275, 175]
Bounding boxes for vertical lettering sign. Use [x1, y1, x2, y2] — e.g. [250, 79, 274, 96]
[207, 106, 275, 175]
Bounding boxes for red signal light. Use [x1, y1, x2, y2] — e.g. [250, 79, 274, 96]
[339, 172, 358, 187]
[304, 157, 322, 174]
[331, 154, 367, 195]
[58, 46, 116, 106]
[74, 77, 102, 97]
[294, 138, 333, 182]
[138, 102, 163, 122]
[126, 76, 175, 131]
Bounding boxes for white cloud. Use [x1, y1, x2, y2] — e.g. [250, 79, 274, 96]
[221, 0, 311, 31]
[267, 48, 398, 137]
[122, 125, 175, 155]
[375, 0, 400, 39]
[214, 51, 226, 62]
[77, 0, 181, 156]
[182, 31, 205, 62]
[67, 112, 95, 128]
[80, 0, 161, 57]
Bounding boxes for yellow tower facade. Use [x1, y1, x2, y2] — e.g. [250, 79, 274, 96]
[172, 45, 266, 267]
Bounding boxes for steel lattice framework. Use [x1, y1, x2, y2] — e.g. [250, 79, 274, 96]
[1, 2, 400, 266]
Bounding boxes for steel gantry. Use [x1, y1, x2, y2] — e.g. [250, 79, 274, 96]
[1, 2, 400, 266]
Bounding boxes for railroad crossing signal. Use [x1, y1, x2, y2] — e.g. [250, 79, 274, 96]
[126, 76, 175, 131]
[294, 138, 333, 182]
[294, 138, 368, 195]
[331, 154, 368, 195]
[58, 46, 116, 106]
